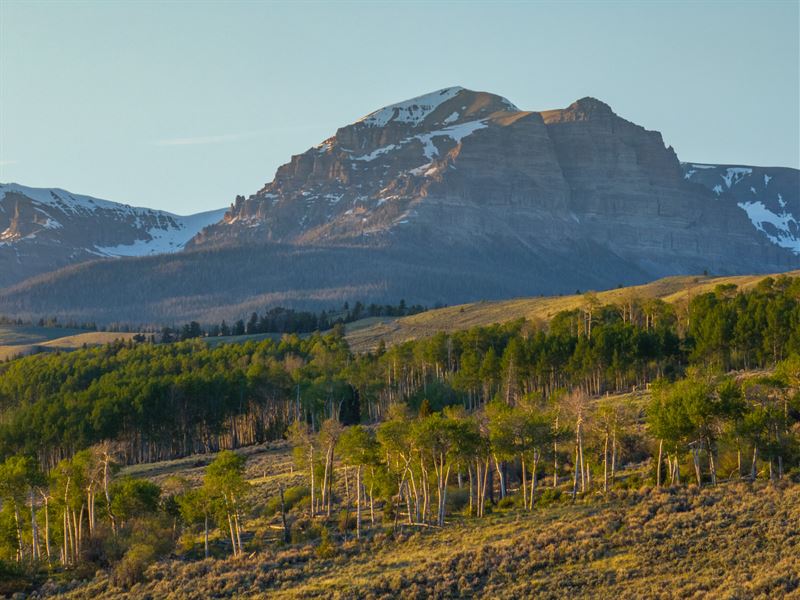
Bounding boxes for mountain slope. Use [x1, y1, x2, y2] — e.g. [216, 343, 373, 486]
[681, 163, 799, 254]
[0, 183, 226, 287]
[1, 87, 798, 324]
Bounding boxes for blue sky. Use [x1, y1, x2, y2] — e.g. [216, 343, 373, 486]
[1, 1, 798, 214]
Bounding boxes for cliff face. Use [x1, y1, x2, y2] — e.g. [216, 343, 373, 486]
[190, 87, 798, 279]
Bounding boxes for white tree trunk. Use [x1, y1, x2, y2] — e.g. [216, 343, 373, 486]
[356, 465, 362, 539]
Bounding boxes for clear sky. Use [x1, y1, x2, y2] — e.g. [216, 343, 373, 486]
[1, 1, 798, 215]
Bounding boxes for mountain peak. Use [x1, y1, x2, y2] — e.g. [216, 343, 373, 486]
[356, 87, 466, 127]
[572, 96, 613, 113]
[541, 97, 615, 124]
[356, 86, 519, 129]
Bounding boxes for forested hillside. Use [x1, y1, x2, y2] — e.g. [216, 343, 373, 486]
[345, 270, 800, 351]
[0, 276, 798, 467]
[0, 275, 798, 597]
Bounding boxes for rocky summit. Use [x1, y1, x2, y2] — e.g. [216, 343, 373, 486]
[1, 87, 798, 323]
[191, 87, 797, 275]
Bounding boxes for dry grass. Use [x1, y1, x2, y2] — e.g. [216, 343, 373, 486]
[346, 271, 799, 352]
[37, 482, 800, 599]
[0, 325, 86, 346]
[27, 427, 800, 600]
[0, 330, 139, 361]
[37, 331, 140, 348]
[120, 441, 301, 490]
[0, 344, 41, 361]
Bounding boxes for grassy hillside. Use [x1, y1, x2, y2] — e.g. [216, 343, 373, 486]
[346, 271, 800, 351]
[0, 327, 139, 361]
[0, 325, 87, 346]
[4, 273, 798, 599]
[34, 438, 800, 600]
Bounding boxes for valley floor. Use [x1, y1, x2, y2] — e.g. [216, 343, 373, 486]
[30, 481, 799, 600]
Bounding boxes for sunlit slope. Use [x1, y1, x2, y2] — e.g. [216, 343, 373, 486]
[0, 328, 139, 360]
[346, 270, 800, 351]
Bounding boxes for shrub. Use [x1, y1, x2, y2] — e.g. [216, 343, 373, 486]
[290, 518, 323, 544]
[496, 495, 516, 509]
[111, 543, 156, 588]
[316, 527, 337, 559]
[284, 485, 310, 507]
[446, 487, 470, 512]
[617, 473, 643, 490]
[538, 488, 563, 507]
[263, 485, 310, 516]
[338, 509, 355, 533]
[0, 559, 28, 596]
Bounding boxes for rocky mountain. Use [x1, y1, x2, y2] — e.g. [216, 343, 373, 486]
[0, 183, 226, 287]
[190, 88, 798, 275]
[1, 87, 797, 324]
[680, 163, 799, 254]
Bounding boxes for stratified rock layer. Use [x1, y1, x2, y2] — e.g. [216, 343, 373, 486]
[191, 87, 798, 281]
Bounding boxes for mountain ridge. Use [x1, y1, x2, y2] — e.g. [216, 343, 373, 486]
[0, 183, 226, 288]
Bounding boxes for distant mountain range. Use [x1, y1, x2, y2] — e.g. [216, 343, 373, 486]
[0, 87, 797, 324]
[0, 183, 225, 288]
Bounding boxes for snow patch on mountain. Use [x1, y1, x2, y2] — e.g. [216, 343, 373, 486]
[94, 208, 226, 257]
[356, 87, 519, 128]
[737, 201, 800, 254]
[412, 120, 489, 160]
[350, 120, 489, 166]
[353, 144, 399, 161]
[443, 112, 460, 124]
[1, 183, 226, 257]
[357, 87, 466, 127]
[722, 167, 752, 188]
[1, 183, 123, 214]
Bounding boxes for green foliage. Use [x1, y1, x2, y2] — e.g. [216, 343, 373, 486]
[496, 495, 516, 510]
[315, 527, 337, 559]
[537, 488, 563, 507]
[176, 487, 211, 526]
[264, 485, 309, 516]
[0, 332, 346, 465]
[109, 516, 174, 589]
[111, 542, 155, 588]
[0, 558, 29, 595]
[110, 478, 161, 523]
[337, 425, 379, 468]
